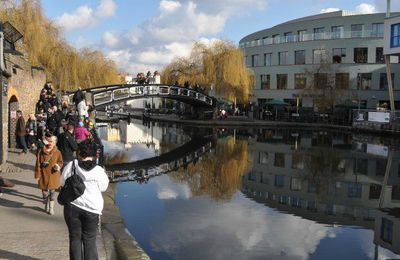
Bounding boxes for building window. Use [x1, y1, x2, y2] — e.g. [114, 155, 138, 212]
[262, 36, 269, 45]
[369, 184, 382, 200]
[376, 47, 384, 63]
[248, 171, 257, 181]
[332, 48, 346, 63]
[284, 32, 294, 43]
[279, 51, 289, 65]
[314, 27, 324, 40]
[391, 23, 400, 48]
[347, 182, 362, 198]
[351, 24, 364, 38]
[372, 23, 384, 37]
[354, 158, 368, 175]
[258, 151, 269, 164]
[274, 152, 285, 167]
[291, 177, 302, 191]
[381, 218, 393, 243]
[331, 26, 344, 39]
[313, 49, 326, 63]
[277, 74, 288, 89]
[260, 74, 270, 90]
[264, 53, 272, 66]
[294, 74, 307, 89]
[273, 34, 280, 44]
[358, 73, 372, 90]
[354, 48, 368, 63]
[298, 30, 307, 41]
[274, 175, 285, 187]
[380, 73, 395, 90]
[295, 50, 305, 65]
[314, 73, 328, 89]
[291, 197, 302, 208]
[335, 73, 349, 89]
[392, 185, 400, 200]
[251, 55, 259, 67]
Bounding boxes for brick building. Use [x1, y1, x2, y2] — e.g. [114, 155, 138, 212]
[0, 21, 46, 164]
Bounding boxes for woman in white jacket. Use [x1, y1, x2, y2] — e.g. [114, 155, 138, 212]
[60, 139, 109, 260]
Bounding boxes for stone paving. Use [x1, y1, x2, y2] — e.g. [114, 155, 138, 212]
[0, 151, 107, 260]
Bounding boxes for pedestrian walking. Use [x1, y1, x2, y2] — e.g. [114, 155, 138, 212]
[26, 114, 37, 149]
[34, 133, 63, 215]
[75, 121, 90, 143]
[57, 120, 78, 168]
[61, 139, 109, 260]
[16, 110, 28, 153]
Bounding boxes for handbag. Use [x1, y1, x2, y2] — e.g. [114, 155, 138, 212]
[57, 161, 86, 206]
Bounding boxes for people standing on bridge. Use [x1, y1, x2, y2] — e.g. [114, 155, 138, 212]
[61, 139, 109, 260]
[16, 110, 28, 154]
[34, 133, 63, 215]
[57, 120, 78, 169]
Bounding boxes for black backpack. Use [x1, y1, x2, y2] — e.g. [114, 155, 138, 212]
[58, 161, 86, 206]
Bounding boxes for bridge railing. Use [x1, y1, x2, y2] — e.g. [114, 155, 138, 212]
[91, 84, 214, 107]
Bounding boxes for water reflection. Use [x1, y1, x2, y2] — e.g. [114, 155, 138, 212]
[102, 121, 400, 259]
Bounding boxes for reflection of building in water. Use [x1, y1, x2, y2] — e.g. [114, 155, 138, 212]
[374, 208, 400, 255]
[242, 129, 400, 253]
[97, 126, 121, 142]
[118, 121, 162, 151]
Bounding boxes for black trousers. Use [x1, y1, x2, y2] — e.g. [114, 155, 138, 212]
[63, 204, 99, 260]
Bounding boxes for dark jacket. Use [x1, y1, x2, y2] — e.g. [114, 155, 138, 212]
[72, 90, 84, 106]
[46, 113, 58, 134]
[16, 116, 26, 136]
[57, 131, 78, 162]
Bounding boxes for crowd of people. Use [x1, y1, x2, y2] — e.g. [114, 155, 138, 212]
[135, 71, 160, 84]
[14, 82, 108, 259]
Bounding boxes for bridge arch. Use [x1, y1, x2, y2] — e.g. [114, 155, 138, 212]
[71, 84, 216, 109]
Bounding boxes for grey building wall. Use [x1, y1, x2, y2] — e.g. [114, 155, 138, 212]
[240, 11, 400, 109]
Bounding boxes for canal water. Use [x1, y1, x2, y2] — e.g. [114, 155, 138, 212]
[98, 120, 400, 260]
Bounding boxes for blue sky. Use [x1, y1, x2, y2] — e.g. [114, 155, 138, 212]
[40, 0, 399, 73]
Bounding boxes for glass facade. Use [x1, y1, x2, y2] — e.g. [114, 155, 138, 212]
[391, 23, 400, 48]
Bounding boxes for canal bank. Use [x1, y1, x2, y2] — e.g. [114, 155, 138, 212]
[0, 150, 149, 260]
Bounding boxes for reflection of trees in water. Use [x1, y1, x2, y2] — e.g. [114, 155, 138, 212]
[105, 152, 127, 165]
[304, 148, 345, 195]
[170, 137, 250, 200]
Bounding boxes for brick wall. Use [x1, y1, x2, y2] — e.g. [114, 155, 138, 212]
[3, 52, 46, 151]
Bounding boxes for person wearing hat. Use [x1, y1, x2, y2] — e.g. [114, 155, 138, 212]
[57, 120, 78, 169]
[34, 133, 63, 215]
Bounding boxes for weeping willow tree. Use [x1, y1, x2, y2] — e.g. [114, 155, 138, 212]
[163, 41, 254, 103]
[0, 0, 122, 90]
[169, 137, 251, 200]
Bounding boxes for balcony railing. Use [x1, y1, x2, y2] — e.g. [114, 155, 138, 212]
[241, 30, 383, 48]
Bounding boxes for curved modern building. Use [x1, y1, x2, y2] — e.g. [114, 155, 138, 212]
[239, 11, 400, 110]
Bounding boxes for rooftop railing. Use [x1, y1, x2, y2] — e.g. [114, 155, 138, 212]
[241, 30, 383, 48]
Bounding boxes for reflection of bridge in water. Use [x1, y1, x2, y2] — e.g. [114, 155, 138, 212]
[106, 136, 215, 183]
[71, 84, 216, 109]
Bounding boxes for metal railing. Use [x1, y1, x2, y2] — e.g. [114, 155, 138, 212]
[240, 30, 383, 48]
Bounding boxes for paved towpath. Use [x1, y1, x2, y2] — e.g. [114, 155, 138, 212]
[0, 151, 107, 260]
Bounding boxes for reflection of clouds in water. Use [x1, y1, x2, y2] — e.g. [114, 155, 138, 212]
[149, 190, 334, 260]
[358, 229, 399, 260]
[153, 177, 191, 200]
[102, 140, 157, 163]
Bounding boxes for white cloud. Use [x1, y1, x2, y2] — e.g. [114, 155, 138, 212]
[96, 0, 117, 17]
[320, 7, 340, 13]
[160, 0, 182, 12]
[101, 0, 267, 73]
[56, 0, 117, 31]
[355, 3, 377, 14]
[102, 31, 120, 48]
